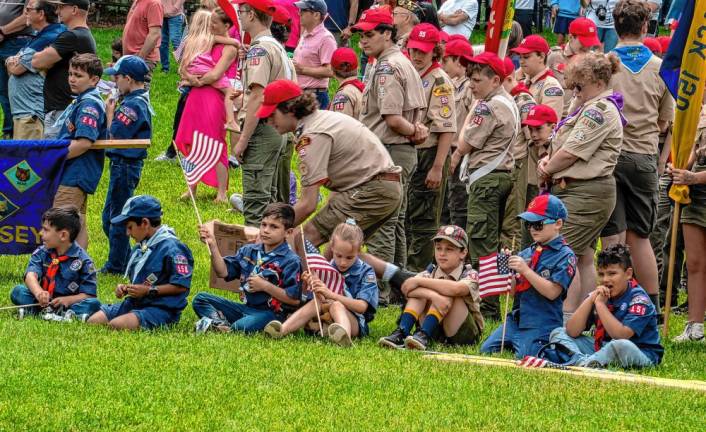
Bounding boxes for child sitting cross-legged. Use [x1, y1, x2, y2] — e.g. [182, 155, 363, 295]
[264, 220, 379, 347]
[548, 244, 664, 368]
[374, 225, 484, 351]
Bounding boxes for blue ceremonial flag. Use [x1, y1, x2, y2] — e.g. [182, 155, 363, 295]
[0, 140, 70, 254]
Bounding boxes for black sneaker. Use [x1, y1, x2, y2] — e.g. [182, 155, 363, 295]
[404, 330, 430, 351]
[378, 328, 407, 349]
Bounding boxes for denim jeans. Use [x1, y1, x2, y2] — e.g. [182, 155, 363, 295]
[159, 14, 185, 71]
[192, 292, 277, 333]
[480, 314, 552, 359]
[101, 157, 144, 273]
[11, 284, 101, 316]
[598, 27, 619, 53]
[549, 327, 656, 368]
[308, 88, 329, 110]
[0, 36, 32, 136]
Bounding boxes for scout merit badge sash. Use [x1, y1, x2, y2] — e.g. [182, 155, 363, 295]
[257, 35, 294, 80]
[459, 93, 520, 190]
[42, 252, 70, 297]
[124, 225, 178, 282]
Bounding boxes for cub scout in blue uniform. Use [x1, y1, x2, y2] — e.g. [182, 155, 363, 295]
[52, 53, 108, 248]
[87, 195, 194, 330]
[193, 203, 302, 334]
[101, 55, 153, 275]
[481, 194, 576, 358]
[11, 207, 100, 320]
[549, 244, 664, 368]
[264, 220, 379, 347]
[376, 225, 484, 351]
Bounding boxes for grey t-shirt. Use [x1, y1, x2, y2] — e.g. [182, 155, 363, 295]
[0, 0, 31, 37]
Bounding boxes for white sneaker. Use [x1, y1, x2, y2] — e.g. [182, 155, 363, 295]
[194, 317, 213, 335]
[154, 153, 175, 162]
[672, 322, 704, 342]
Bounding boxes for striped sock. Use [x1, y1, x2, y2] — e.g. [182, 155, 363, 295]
[421, 308, 443, 336]
[399, 309, 418, 336]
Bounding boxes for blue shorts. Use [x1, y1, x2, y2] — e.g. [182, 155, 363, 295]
[553, 15, 574, 35]
[101, 299, 181, 330]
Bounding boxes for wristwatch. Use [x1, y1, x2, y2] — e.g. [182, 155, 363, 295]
[148, 285, 159, 299]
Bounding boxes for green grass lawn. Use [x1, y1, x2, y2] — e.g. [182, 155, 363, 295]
[0, 28, 705, 431]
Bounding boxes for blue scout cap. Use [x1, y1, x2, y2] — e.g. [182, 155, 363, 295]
[432, 225, 468, 249]
[294, 0, 327, 14]
[518, 194, 568, 222]
[111, 195, 162, 224]
[105, 55, 149, 82]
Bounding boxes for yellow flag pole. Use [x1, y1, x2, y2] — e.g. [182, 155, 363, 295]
[662, 202, 681, 336]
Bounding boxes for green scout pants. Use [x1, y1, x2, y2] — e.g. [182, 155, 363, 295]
[441, 158, 469, 229]
[242, 122, 284, 226]
[651, 172, 684, 306]
[466, 170, 512, 320]
[406, 146, 448, 272]
[367, 144, 417, 305]
[501, 155, 528, 251]
[521, 183, 540, 249]
[275, 133, 294, 205]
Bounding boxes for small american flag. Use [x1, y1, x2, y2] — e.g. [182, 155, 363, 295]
[478, 252, 512, 298]
[180, 131, 224, 186]
[304, 240, 345, 296]
[517, 355, 568, 370]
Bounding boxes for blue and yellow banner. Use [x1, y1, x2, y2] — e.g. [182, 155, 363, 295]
[659, 0, 706, 204]
[0, 140, 70, 254]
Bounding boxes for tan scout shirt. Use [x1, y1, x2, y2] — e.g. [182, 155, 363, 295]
[526, 68, 565, 121]
[360, 45, 426, 144]
[547, 45, 575, 117]
[461, 86, 517, 171]
[417, 65, 457, 149]
[239, 32, 296, 121]
[331, 78, 363, 119]
[453, 75, 474, 147]
[417, 263, 484, 333]
[512, 90, 537, 161]
[295, 110, 398, 191]
[611, 44, 675, 155]
[550, 90, 623, 180]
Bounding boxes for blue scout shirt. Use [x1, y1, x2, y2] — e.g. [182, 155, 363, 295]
[224, 242, 302, 314]
[333, 258, 379, 323]
[59, 87, 108, 194]
[25, 242, 97, 297]
[125, 230, 194, 312]
[106, 89, 152, 160]
[513, 235, 576, 330]
[587, 282, 664, 364]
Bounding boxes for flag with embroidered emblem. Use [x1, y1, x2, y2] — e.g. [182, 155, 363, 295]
[478, 251, 512, 298]
[179, 131, 224, 186]
[304, 239, 345, 296]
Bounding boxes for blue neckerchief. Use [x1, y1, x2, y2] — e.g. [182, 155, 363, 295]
[53, 87, 105, 128]
[125, 225, 178, 281]
[242, 245, 280, 292]
[612, 44, 653, 74]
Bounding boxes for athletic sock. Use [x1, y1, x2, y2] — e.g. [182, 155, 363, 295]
[420, 307, 443, 336]
[398, 309, 418, 336]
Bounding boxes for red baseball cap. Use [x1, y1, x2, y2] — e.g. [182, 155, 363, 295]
[331, 47, 359, 72]
[448, 34, 468, 43]
[443, 39, 473, 64]
[502, 57, 515, 78]
[522, 104, 558, 127]
[657, 36, 671, 54]
[351, 8, 393, 32]
[256, 79, 302, 118]
[407, 23, 440, 53]
[468, 52, 508, 79]
[233, 0, 275, 15]
[510, 34, 550, 55]
[642, 37, 661, 54]
[272, 4, 291, 25]
[569, 17, 601, 47]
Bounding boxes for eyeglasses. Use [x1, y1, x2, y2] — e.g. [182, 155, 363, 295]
[24, 6, 40, 12]
[524, 219, 556, 231]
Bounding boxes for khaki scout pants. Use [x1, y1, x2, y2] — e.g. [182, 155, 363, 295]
[242, 122, 285, 226]
[13, 116, 43, 140]
[466, 171, 512, 320]
[501, 155, 528, 250]
[406, 146, 448, 272]
[367, 144, 417, 305]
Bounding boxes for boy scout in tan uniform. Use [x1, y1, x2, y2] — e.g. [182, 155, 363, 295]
[331, 78, 364, 118]
[234, 0, 296, 227]
[450, 53, 519, 320]
[405, 24, 457, 272]
[353, 8, 427, 304]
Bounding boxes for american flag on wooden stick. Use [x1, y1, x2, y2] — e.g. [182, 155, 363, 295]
[478, 252, 512, 298]
[517, 355, 568, 370]
[180, 131, 223, 186]
[304, 239, 345, 296]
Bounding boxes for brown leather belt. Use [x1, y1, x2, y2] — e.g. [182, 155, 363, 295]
[373, 172, 401, 182]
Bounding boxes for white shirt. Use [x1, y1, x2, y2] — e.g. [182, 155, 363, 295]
[438, 0, 478, 39]
[585, 0, 618, 28]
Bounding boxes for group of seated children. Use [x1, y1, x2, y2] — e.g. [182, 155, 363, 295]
[11, 194, 663, 369]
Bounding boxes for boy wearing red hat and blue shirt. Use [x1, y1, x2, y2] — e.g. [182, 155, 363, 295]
[481, 194, 577, 358]
[100, 55, 153, 275]
[549, 243, 663, 368]
[330, 47, 364, 119]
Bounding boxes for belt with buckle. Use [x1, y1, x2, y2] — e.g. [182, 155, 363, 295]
[373, 172, 401, 182]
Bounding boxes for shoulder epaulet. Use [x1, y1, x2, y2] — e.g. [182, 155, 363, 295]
[595, 101, 608, 111]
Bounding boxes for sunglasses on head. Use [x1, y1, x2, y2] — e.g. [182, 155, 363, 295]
[524, 219, 556, 231]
